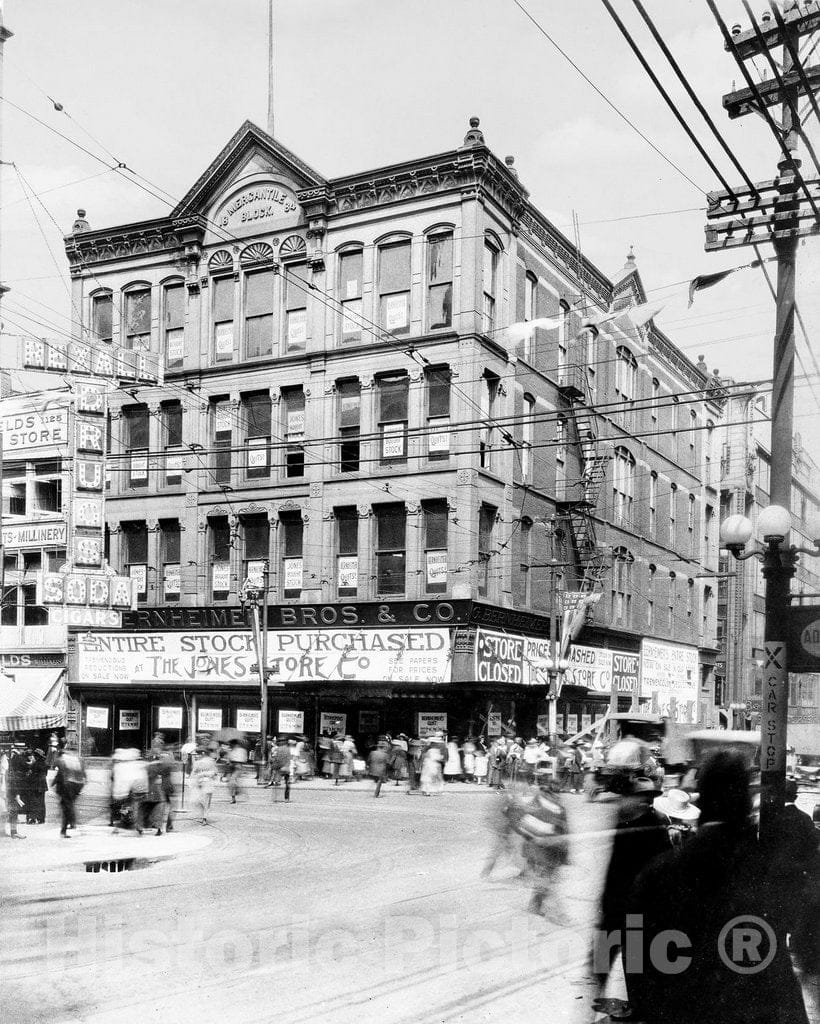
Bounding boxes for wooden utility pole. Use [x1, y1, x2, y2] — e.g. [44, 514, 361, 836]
[705, 0, 820, 843]
[267, 0, 275, 136]
[0, 3, 13, 615]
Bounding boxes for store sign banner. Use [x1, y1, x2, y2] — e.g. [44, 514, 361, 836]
[119, 710, 140, 731]
[475, 629, 525, 685]
[536, 714, 550, 737]
[612, 652, 640, 695]
[39, 571, 133, 608]
[320, 712, 347, 736]
[417, 712, 447, 738]
[49, 606, 121, 627]
[129, 565, 148, 596]
[283, 558, 303, 591]
[1, 402, 69, 451]
[426, 550, 447, 586]
[566, 714, 579, 734]
[215, 323, 234, 356]
[564, 645, 612, 692]
[212, 563, 231, 592]
[640, 640, 699, 723]
[21, 335, 162, 385]
[488, 711, 503, 736]
[278, 710, 304, 734]
[76, 629, 452, 686]
[2, 521, 67, 549]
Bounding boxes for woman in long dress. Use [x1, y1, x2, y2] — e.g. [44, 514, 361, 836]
[444, 737, 463, 781]
[420, 743, 445, 796]
[191, 748, 218, 825]
[339, 735, 357, 781]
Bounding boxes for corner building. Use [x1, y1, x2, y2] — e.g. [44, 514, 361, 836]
[63, 119, 720, 755]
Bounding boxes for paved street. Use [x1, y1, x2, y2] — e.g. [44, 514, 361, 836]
[1, 779, 622, 1024]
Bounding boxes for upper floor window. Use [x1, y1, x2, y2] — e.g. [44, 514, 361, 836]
[585, 328, 598, 400]
[375, 504, 406, 595]
[689, 409, 698, 450]
[245, 392, 271, 479]
[210, 518, 232, 601]
[379, 240, 411, 335]
[339, 249, 363, 343]
[162, 402, 183, 485]
[558, 301, 570, 370]
[378, 373, 409, 463]
[338, 380, 361, 473]
[426, 367, 451, 460]
[160, 520, 181, 601]
[615, 346, 637, 400]
[123, 406, 150, 488]
[336, 507, 359, 598]
[479, 372, 499, 470]
[482, 240, 498, 332]
[670, 483, 678, 546]
[521, 394, 535, 480]
[284, 265, 309, 352]
[478, 504, 496, 597]
[92, 292, 113, 344]
[124, 288, 151, 351]
[213, 277, 235, 362]
[163, 283, 185, 368]
[651, 378, 660, 425]
[242, 514, 269, 590]
[649, 471, 658, 536]
[522, 272, 537, 361]
[212, 397, 232, 485]
[283, 388, 305, 478]
[613, 447, 635, 526]
[427, 232, 453, 330]
[245, 268, 275, 358]
[280, 513, 304, 599]
[612, 547, 633, 624]
[123, 521, 149, 601]
[423, 500, 448, 594]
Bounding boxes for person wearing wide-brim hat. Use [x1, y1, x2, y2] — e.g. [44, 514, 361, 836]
[653, 789, 700, 823]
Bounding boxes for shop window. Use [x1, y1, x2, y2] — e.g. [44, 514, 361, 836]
[245, 393, 271, 480]
[336, 506, 358, 598]
[124, 288, 151, 351]
[482, 240, 498, 333]
[283, 388, 305, 478]
[284, 264, 309, 352]
[423, 501, 448, 594]
[426, 367, 450, 460]
[378, 240, 411, 335]
[160, 520, 181, 602]
[213, 276, 235, 362]
[338, 380, 361, 473]
[478, 504, 496, 597]
[210, 518, 232, 601]
[377, 374, 409, 463]
[211, 397, 233, 486]
[245, 268, 275, 358]
[339, 249, 363, 343]
[123, 522, 149, 601]
[375, 504, 406, 595]
[280, 513, 303, 599]
[92, 292, 113, 344]
[162, 283, 185, 369]
[163, 402, 184, 485]
[243, 515, 269, 590]
[124, 405, 150, 488]
[427, 233, 453, 330]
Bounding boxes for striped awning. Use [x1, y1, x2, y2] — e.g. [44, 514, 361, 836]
[0, 675, 66, 731]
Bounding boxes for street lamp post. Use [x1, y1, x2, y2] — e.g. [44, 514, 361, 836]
[720, 505, 820, 845]
[530, 654, 570, 747]
[241, 566, 269, 783]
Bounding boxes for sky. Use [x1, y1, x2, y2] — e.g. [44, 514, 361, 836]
[1, 0, 818, 461]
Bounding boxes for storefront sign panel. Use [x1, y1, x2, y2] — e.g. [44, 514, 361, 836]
[417, 712, 447, 738]
[358, 711, 380, 733]
[236, 709, 261, 733]
[77, 629, 452, 686]
[1, 403, 69, 451]
[564, 645, 612, 692]
[2, 521, 67, 549]
[475, 629, 525, 685]
[612, 652, 640, 695]
[86, 705, 109, 729]
[320, 712, 347, 736]
[198, 708, 222, 731]
[488, 711, 503, 736]
[640, 640, 699, 723]
[278, 710, 304, 733]
[119, 710, 140, 731]
[157, 706, 182, 730]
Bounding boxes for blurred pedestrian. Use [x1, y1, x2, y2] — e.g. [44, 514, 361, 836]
[779, 779, 820, 975]
[516, 783, 570, 919]
[444, 736, 463, 782]
[368, 740, 390, 798]
[146, 752, 174, 835]
[388, 735, 408, 787]
[628, 751, 809, 1024]
[52, 746, 86, 838]
[225, 739, 247, 804]
[329, 733, 345, 785]
[4, 745, 27, 839]
[421, 735, 445, 796]
[652, 788, 700, 848]
[268, 737, 291, 800]
[488, 738, 507, 789]
[462, 736, 477, 783]
[473, 743, 489, 786]
[567, 744, 585, 794]
[340, 735, 357, 782]
[191, 747, 218, 825]
[522, 739, 540, 784]
[407, 736, 423, 792]
[26, 749, 48, 824]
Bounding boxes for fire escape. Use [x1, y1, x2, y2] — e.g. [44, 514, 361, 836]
[556, 364, 610, 602]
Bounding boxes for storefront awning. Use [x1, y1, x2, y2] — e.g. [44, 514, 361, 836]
[0, 675, 66, 731]
[6, 667, 66, 707]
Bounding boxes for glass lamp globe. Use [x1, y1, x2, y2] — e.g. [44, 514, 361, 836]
[720, 514, 754, 550]
[757, 504, 791, 542]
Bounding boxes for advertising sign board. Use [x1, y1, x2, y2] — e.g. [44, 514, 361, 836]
[198, 708, 222, 731]
[236, 709, 261, 733]
[417, 712, 447, 738]
[787, 605, 820, 673]
[21, 335, 162, 385]
[2, 522, 67, 549]
[157, 706, 183, 730]
[320, 712, 347, 736]
[278, 710, 304, 734]
[1, 401, 69, 451]
[118, 710, 140, 731]
[640, 640, 699, 723]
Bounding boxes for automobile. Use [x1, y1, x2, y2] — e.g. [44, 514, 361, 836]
[789, 753, 820, 788]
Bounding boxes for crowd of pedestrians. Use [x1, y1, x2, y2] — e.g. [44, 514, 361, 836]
[1, 736, 85, 838]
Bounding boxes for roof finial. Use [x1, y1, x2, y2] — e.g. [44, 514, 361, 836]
[72, 208, 90, 234]
[625, 245, 636, 267]
[505, 155, 518, 178]
[461, 116, 485, 149]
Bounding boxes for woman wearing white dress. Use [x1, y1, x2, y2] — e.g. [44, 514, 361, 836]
[444, 736, 463, 782]
[191, 749, 218, 824]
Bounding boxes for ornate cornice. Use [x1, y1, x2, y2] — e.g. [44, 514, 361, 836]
[518, 208, 612, 307]
[65, 218, 179, 271]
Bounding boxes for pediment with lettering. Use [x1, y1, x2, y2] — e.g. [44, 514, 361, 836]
[211, 178, 301, 236]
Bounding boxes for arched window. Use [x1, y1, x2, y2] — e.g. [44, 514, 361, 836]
[427, 231, 453, 331]
[558, 300, 570, 370]
[90, 289, 113, 344]
[338, 246, 364, 343]
[668, 571, 677, 631]
[689, 409, 698, 449]
[122, 284, 152, 351]
[651, 377, 660, 424]
[613, 446, 636, 526]
[649, 471, 658, 536]
[162, 279, 185, 369]
[522, 272, 537, 361]
[482, 238, 499, 332]
[378, 235, 412, 335]
[521, 393, 535, 480]
[615, 346, 637, 400]
[647, 563, 657, 628]
[612, 547, 634, 624]
[670, 483, 678, 546]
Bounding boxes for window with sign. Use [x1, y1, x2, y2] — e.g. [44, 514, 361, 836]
[423, 501, 448, 594]
[336, 506, 358, 598]
[243, 514, 269, 591]
[92, 291, 113, 344]
[339, 248, 363, 343]
[378, 240, 411, 335]
[375, 504, 406, 596]
[211, 397, 232, 485]
[283, 388, 305, 478]
[280, 513, 303, 599]
[427, 232, 453, 331]
[163, 282, 185, 368]
[284, 264, 309, 352]
[337, 379, 361, 473]
[378, 374, 409, 464]
[162, 402, 183, 485]
[482, 240, 498, 333]
[245, 269, 275, 358]
[210, 518, 231, 601]
[478, 504, 496, 598]
[124, 405, 150, 488]
[245, 393, 271, 480]
[426, 367, 450, 460]
[213, 276, 235, 362]
[124, 288, 151, 351]
[123, 521, 149, 601]
[161, 520, 181, 601]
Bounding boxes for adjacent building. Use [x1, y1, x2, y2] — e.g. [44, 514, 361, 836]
[42, 118, 724, 755]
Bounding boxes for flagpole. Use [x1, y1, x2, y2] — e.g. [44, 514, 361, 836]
[267, 0, 275, 136]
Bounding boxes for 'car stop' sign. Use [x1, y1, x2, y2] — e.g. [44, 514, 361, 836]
[787, 606, 820, 672]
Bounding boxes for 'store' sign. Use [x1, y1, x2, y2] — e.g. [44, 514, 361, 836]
[787, 605, 820, 672]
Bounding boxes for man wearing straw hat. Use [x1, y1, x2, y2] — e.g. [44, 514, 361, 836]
[652, 788, 700, 847]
